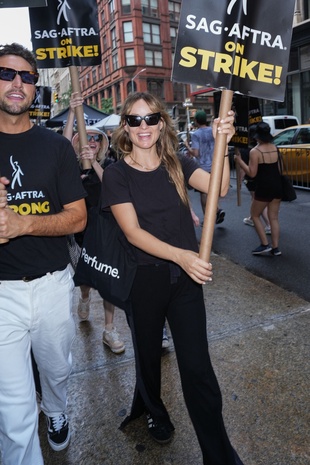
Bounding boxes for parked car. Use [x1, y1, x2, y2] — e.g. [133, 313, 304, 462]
[177, 131, 195, 156]
[262, 115, 300, 136]
[273, 124, 310, 184]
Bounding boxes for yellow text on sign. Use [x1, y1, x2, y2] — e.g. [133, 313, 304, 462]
[179, 46, 282, 85]
[36, 45, 99, 60]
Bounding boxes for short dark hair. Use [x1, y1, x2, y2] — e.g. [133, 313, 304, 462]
[0, 43, 38, 74]
[194, 110, 207, 125]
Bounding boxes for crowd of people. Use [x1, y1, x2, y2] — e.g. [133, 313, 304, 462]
[0, 42, 286, 465]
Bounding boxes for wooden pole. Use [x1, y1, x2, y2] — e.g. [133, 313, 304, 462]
[235, 148, 242, 206]
[199, 89, 234, 262]
[0, 171, 8, 244]
[69, 66, 92, 170]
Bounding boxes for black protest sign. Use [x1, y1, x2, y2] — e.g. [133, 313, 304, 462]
[29, 86, 52, 121]
[29, 0, 101, 68]
[0, 0, 47, 6]
[172, 0, 295, 101]
[214, 92, 262, 147]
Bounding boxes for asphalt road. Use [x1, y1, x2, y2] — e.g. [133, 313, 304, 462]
[189, 179, 310, 302]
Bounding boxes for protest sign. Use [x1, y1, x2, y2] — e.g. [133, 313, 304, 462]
[29, 86, 52, 122]
[214, 92, 262, 148]
[172, 0, 295, 262]
[0, 1, 47, 6]
[29, 0, 101, 169]
[173, 0, 295, 101]
[29, 0, 101, 68]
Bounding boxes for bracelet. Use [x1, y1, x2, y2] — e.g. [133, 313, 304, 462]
[224, 154, 229, 157]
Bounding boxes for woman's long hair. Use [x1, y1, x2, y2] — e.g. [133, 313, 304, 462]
[112, 92, 189, 206]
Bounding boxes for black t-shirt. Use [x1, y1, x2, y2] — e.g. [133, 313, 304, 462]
[0, 125, 86, 279]
[101, 155, 199, 265]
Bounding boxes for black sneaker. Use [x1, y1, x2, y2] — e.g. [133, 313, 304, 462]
[146, 413, 174, 444]
[216, 209, 225, 224]
[46, 413, 70, 451]
[271, 247, 282, 256]
[252, 244, 272, 255]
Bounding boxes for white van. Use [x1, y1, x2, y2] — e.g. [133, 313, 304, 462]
[262, 115, 300, 136]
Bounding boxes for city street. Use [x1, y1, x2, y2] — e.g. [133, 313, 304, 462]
[190, 179, 310, 302]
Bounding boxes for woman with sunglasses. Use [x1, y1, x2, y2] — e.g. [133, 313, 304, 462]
[101, 92, 244, 465]
[63, 96, 126, 354]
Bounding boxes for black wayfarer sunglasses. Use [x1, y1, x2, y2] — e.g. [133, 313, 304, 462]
[0, 67, 39, 85]
[87, 134, 103, 142]
[125, 112, 161, 127]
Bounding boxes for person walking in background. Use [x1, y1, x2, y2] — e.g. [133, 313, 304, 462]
[63, 93, 126, 354]
[239, 124, 271, 234]
[184, 110, 225, 225]
[0, 43, 87, 464]
[101, 92, 245, 465]
[234, 121, 282, 256]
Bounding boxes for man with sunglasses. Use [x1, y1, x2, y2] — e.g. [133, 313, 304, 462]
[0, 43, 87, 465]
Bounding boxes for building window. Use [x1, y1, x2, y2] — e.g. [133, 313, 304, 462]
[170, 26, 177, 48]
[173, 82, 185, 101]
[92, 68, 97, 83]
[141, 0, 158, 18]
[100, 90, 105, 106]
[304, 0, 310, 18]
[109, 0, 115, 21]
[168, 1, 180, 22]
[102, 35, 108, 52]
[123, 21, 133, 43]
[125, 48, 135, 66]
[121, 0, 131, 15]
[147, 79, 163, 99]
[112, 52, 119, 71]
[111, 27, 117, 49]
[145, 49, 162, 67]
[115, 83, 121, 103]
[100, 9, 105, 26]
[105, 59, 110, 76]
[300, 45, 310, 71]
[143, 23, 160, 44]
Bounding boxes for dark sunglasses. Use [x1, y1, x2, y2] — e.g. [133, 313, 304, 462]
[87, 134, 103, 142]
[0, 66, 39, 85]
[125, 112, 161, 127]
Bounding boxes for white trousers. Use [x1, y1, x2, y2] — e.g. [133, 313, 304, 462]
[0, 266, 76, 465]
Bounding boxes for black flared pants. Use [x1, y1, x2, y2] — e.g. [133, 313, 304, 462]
[123, 264, 244, 465]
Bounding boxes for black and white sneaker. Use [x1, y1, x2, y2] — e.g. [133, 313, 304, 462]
[46, 413, 70, 451]
[271, 247, 282, 256]
[252, 244, 272, 255]
[216, 209, 225, 224]
[146, 413, 174, 444]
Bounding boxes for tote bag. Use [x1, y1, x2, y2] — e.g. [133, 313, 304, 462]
[277, 150, 297, 202]
[74, 206, 137, 310]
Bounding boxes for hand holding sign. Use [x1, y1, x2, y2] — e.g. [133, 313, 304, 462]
[172, 0, 295, 263]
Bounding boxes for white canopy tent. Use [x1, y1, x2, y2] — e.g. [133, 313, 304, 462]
[93, 114, 121, 131]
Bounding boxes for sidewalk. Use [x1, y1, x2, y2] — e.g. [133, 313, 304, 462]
[38, 254, 309, 465]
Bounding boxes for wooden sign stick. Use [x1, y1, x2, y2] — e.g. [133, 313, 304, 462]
[199, 89, 234, 262]
[69, 66, 92, 170]
[0, 172, 8, 244]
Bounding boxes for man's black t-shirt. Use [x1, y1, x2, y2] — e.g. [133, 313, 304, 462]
[101, 156, 199, 265]
[0, 125, 86, 279]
